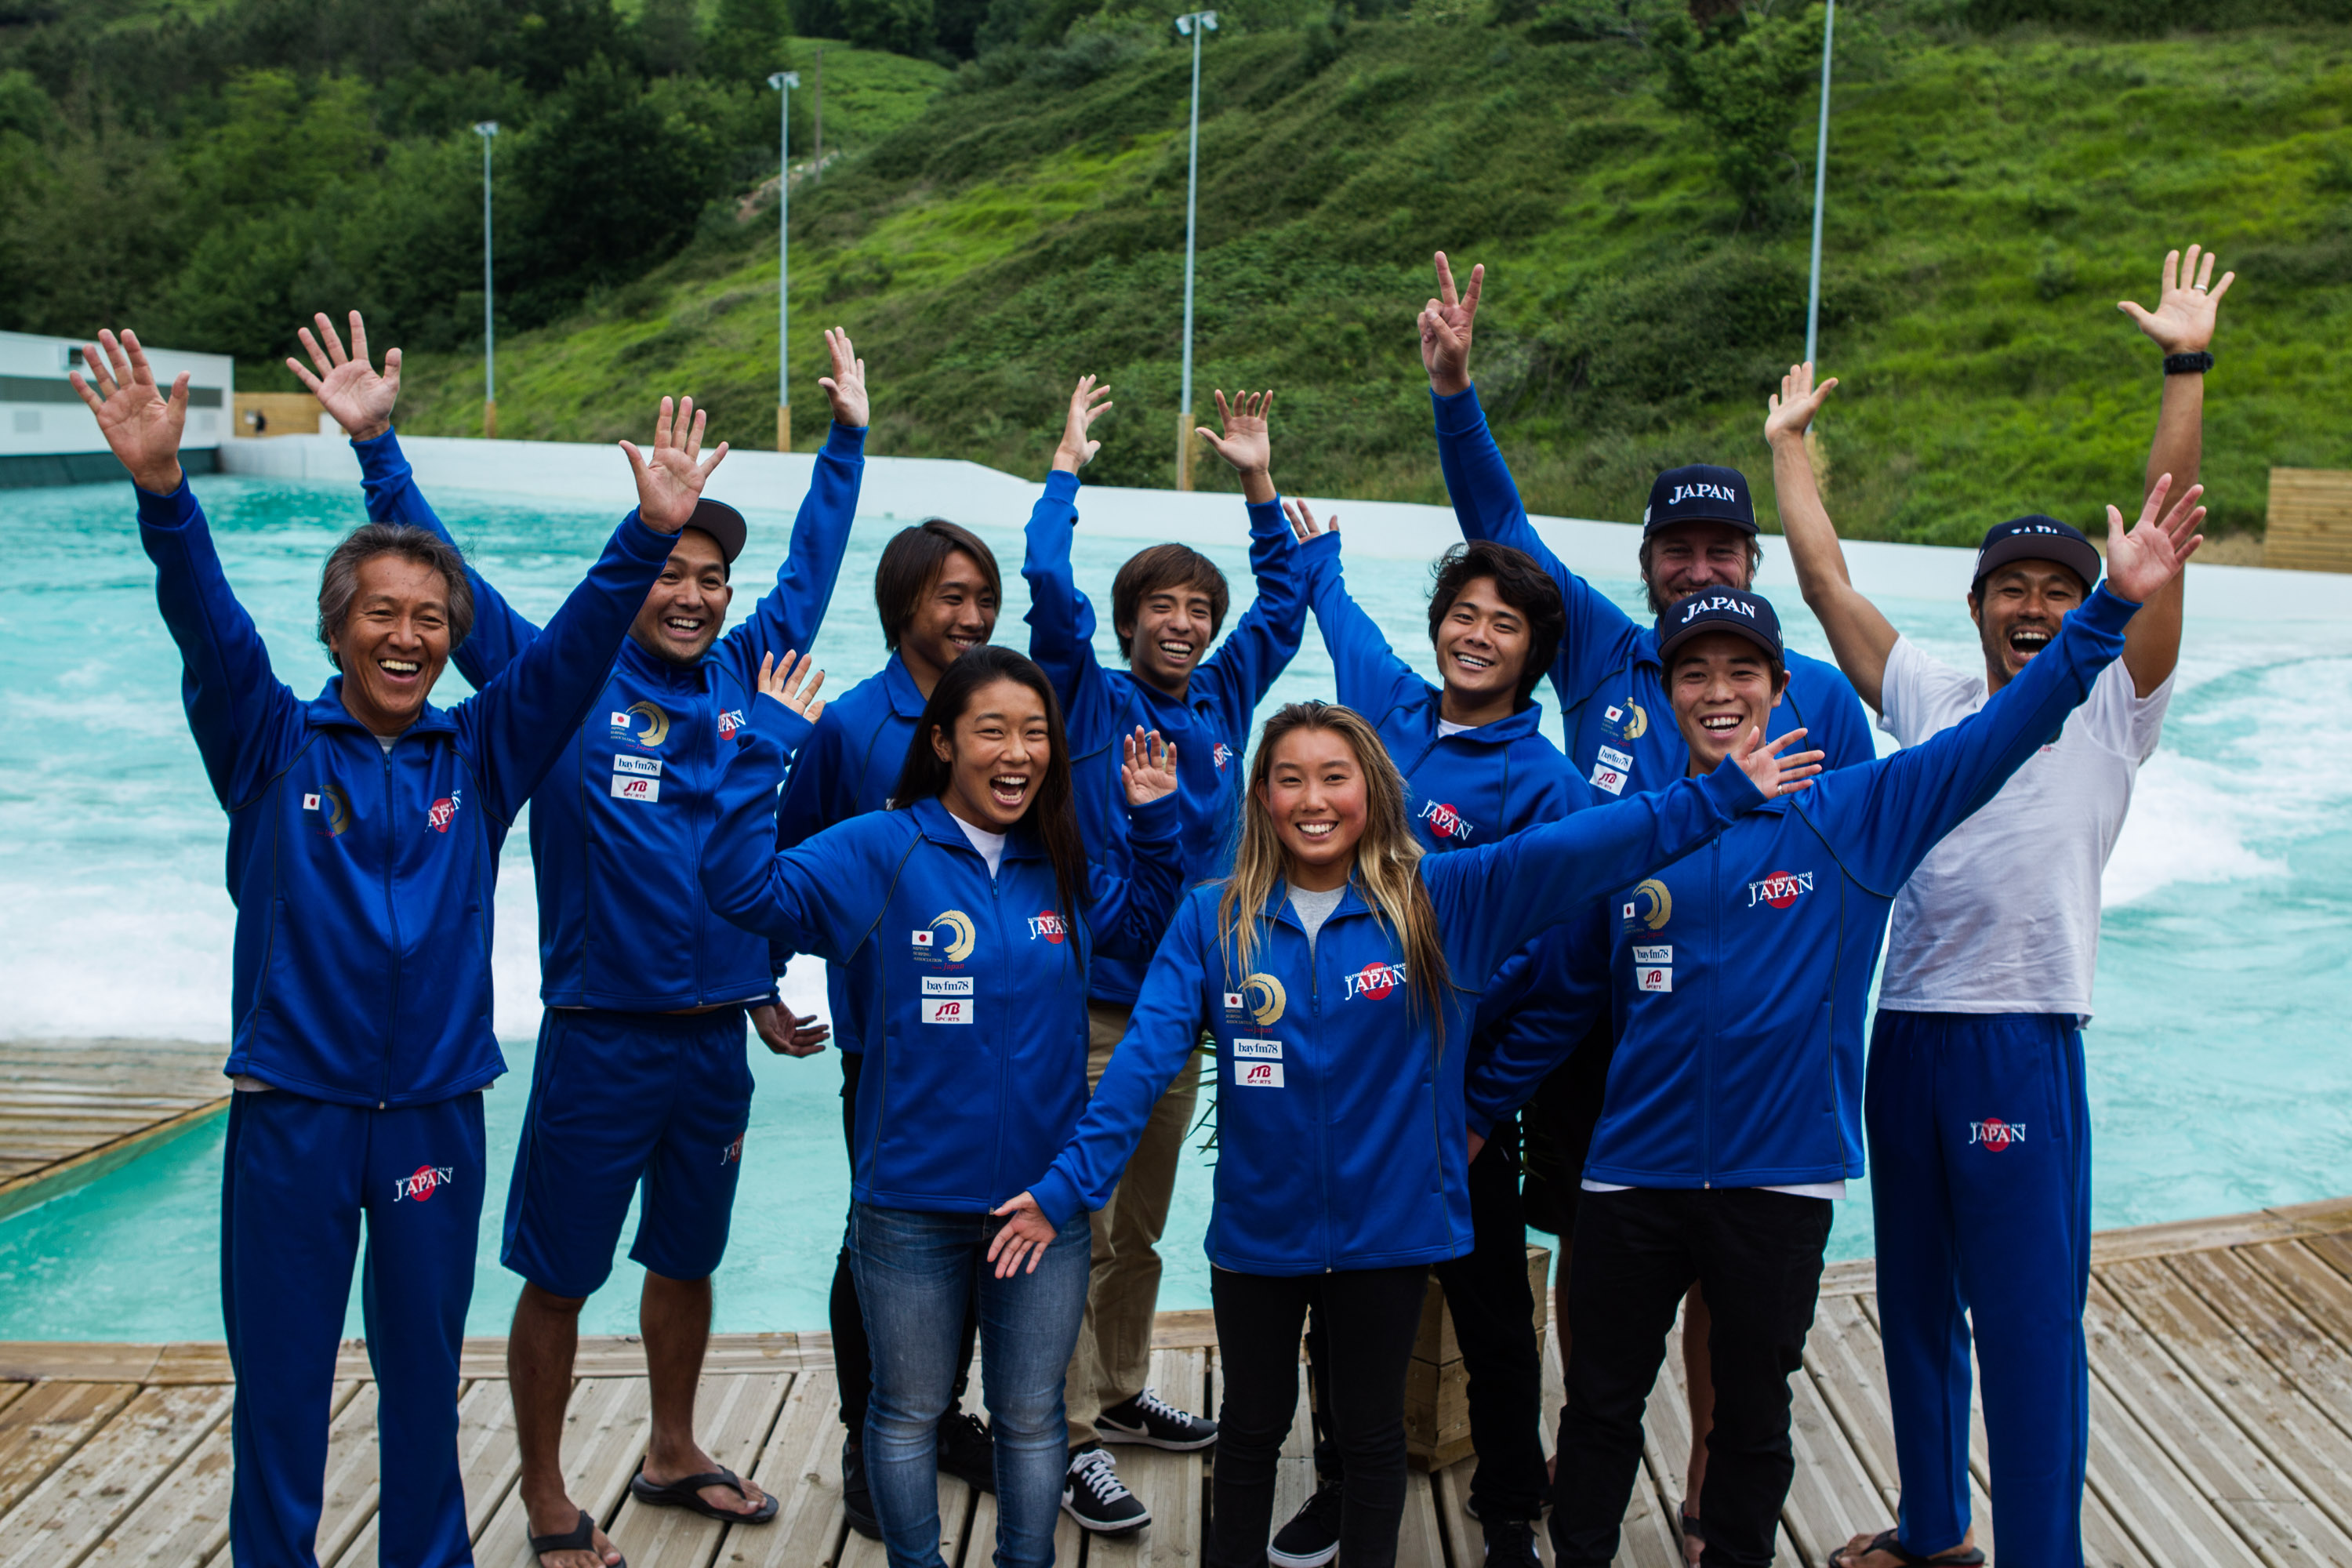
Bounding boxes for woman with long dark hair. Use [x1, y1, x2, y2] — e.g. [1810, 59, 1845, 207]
[699, 644, 1184, 1568]
[989, 699, 1819, 1568]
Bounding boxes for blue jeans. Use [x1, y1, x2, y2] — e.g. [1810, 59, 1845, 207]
[849, 1202, 1092, 1568]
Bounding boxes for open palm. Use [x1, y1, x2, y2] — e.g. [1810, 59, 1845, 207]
[2118, 245, 2233, 354]
[1121, 728, 1178, 807]
[287, 311, 400, 440]
[620, 396, 728, 533]
[2104, 474, 2205, 602]
[68, 330, 187, 492]
[1195, 389, 1271, 475]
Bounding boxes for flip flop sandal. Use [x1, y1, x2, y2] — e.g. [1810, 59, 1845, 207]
[628, 1460, 782, 1524]
[1829, 1528, 1987, 1567]
[1680, 1504, 1703, 1548]
[528, 1507, 626, 1568]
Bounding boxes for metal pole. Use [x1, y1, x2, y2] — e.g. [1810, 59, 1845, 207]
[769, 72, 800, 452]
[1174, 12, 1215, 490]
[475, 122, 499, 439]
[1802, 0, 1835, 371]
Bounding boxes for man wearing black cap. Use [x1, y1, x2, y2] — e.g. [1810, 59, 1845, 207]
[1457, 467, 2202, 1568]
[292, 311, 870, 1568]
[1762, 247, 2230, 1568]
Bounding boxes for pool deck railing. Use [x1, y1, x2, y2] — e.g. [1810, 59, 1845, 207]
[0, 1196, 2348, 1568]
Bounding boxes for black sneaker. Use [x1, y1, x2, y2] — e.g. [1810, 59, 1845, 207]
[1483, 1517, 1542, 1567]
[937, 1407, 996, 1494]
[841, 1437, 880, 1540]
[1268, 1481, 1342, 1568]
[1097, 1386, 1219, 1451]
[1062, 1446, 1149, 1534]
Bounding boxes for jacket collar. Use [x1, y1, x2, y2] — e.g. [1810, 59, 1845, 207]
[1420, 690, 1550, 746]
[1258, 874, 1373, 927]
[616, 633, 708, 692]
[906, 793, 1047, 862]
[884, 653, 927, 719]
[303, 677, 458, 739]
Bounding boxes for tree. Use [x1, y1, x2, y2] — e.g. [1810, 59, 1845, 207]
[841, 0, 938, 57]
[1654, 3, 1824, 227]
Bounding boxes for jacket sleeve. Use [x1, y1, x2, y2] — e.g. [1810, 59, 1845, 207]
[713, 422, 866, 688]
[1425, 755, 1762, 987]
[136, 481, 307, 809]
[455, 511, 674, 822]
[1086, 789, 1184, 960]
[1789, 656, 1878, 773]
[1020, 469, 1101, 720]
[1433, 385, 1643, 706]
[700, 701, 873, 961]
[1027, 896, 1214, 1225]
[1462, 909, 1613, 1136]
[353, 426, 539, 690]
[1301, 529, 1430, 719]
[1804, 583, 2141, 892]
[1195, 497, 1308, 728]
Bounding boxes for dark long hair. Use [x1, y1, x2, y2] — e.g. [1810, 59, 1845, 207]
[890, 644, 1090, 928]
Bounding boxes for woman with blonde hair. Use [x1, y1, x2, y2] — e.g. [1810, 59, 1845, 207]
[988, 699, 1819, 1568]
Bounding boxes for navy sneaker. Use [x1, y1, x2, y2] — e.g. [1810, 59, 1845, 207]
[1268, 1482, 1341, 1568]
[1483, 1517, 1542, 1567]
[1062, 1446, 1149, 1534]
[1097, 1386, 1218, 1452]
[840, 1437, 880, 1540]
[938, 1408, 996, 1494]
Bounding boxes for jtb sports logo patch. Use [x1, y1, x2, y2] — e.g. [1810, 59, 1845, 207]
[1969, 1120, 2025, 1151]
[1344, 961, 1406, 1001]
[1746, 870, 1814, 909]
[393, 1164, 454, 1203]
[1236, 1060, 1284, 1088]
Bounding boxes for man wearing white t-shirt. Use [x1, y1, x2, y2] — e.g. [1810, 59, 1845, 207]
[1766, 246, 2232, 1568]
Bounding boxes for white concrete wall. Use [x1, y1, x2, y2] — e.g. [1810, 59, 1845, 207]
[0, 331, 233, 456]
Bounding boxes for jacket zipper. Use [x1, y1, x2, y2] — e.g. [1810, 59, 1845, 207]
[1700, 838, 1715, 1188]
[379, 743, 401, 1109]
[1309, 926, 1332, 1272]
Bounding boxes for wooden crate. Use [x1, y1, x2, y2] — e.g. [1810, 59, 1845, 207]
[2263, 466, 2352, 572]
[232, 391, 335, 437]
[1403, 1244, 1551, 1471]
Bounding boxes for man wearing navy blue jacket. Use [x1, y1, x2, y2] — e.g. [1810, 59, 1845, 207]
[293, 312, 864, 1565]
[73, 327, 696, 1568]
[1022, 379, 1306, 1530]
[1461, 475, 2203, 1568]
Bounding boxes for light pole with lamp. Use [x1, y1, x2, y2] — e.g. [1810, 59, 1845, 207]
[1173, 9, 1217, 491]
[768, 71, 800, 452]
[473, 120, 499, 439]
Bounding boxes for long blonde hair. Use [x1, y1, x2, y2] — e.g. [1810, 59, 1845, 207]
[1218, 702, 1452, 1024]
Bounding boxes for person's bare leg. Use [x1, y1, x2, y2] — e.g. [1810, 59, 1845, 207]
[1681, 1284, 1715, 1565]
[512, 1284, 619, 1568]
[638, 1270, 768, 1515]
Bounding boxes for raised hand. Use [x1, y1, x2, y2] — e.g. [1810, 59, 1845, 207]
[620, 395, 728, 533]
[2104, 473, 2205, 603]
[751, 1003, 831, 1057]
[1419, 250, 1483, 397]
[1121, 727, 1178, 808]
[756, 650, 827, 724]
[2118, 245, 2234, 354]
[986, 1191, 1058, 1277]
[817, 326, 869, 428]
[1282, 497, 1338, 544]
[1765, 361, 1839, 448]
[1196, 389, 1276, 503]
[67, 329, 187, 493]
[1053, 375, 1112, 473]
[286, 310, 400, 441]
[1734, 727, 1824, 799]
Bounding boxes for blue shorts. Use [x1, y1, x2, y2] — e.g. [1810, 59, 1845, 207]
[502, 1007, 755, 1299]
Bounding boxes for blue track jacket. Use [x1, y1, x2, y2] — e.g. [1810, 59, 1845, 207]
[1024, 760, 1768, 1274]
[701, 702, 1187, 1211]
[771, 652, 928, 1054]
[1463, 584, 2143, 1189]
[358, 423, 862, 1011]
[1432, 387, 1875, 794]
[140, 480, 674, 1106]
[1300, 529, 1591, 850]
[1023, 470, 1307, 1005]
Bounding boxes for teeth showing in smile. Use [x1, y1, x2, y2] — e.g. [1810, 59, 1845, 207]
[990, 775, 1029, 798]
[1294, 821, 1336, 840]
[2009, 628, 2051, 652]
[1700, 714, 1741, 732]
[1158, 641, 1195, 660]
[664, 617, 706, 633]
[379, 659, 420, 675]
[1454, 652, 1493, 672]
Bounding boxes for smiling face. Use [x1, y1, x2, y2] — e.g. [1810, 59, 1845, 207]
[1258, 726, 1370, 891]
[630, 528, 733, 665]
[1668, 632, 1788, 775]
[900, 548, 1000, 695]
[931, 677, 1049, 833]
[1432, 575, 1530, 726]
[1643, 521, 1757, 616]
[328, 553, 455, 735]
[1970, 559, 2086, 691]
[1122, 583, 1218, 700]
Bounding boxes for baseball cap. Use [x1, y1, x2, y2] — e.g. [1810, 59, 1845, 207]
[682, 498, 749, 564]
[1972, 514, 2100, 596]
[1642, 464, 1758, 537]
[1655, 589, 1783, 670]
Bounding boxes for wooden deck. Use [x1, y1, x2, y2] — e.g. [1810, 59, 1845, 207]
[0, 1038, 227, 1221]
[0, 1198, 2348, 1567]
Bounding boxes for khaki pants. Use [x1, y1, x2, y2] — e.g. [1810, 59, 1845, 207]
[1065, 1000, 1202, 1449]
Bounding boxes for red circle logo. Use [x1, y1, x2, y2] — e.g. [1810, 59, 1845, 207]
[1979, 1120, 2016, 1152]
[1759, 870, 1804, 909]
[1034, 911, 1065, 945]
[1352, 964, 1397, 1000]
[407, 1163, 443, 1200]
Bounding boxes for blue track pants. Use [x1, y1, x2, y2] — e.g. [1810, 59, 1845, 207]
[223, 1089, 487, 1568]
[1864, 1011, 2091, 1567]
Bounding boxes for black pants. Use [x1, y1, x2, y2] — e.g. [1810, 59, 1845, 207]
[1305, 1130, 1548, 1522]
[1211, 1265, 1427, 1568]
[832, 1050, 978, 1436]
[1521, 1021, 1616, 1240]
[1552, 1187, 1831, 1568]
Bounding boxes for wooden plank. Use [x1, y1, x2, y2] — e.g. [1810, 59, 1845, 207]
[0, 1381, 138, 1518]
[1269, 1357, 1316, 1535]
[711, 1366, 854, 1568]
[474, 1378, 657, 1568]
[0, 1382, 235, 1568]
[1395, 1465, 1445, 1568]
[2245, 1236, 2352, 1348]
[1088, 1345, 1204, 1568]
[339, 1377, 535, 1567]
[1150, 1310, 1217, 1349]
[1638, 1308, 1803, 1568]
[0, 1345, 162, 1385]
[2261, 1197, 2352, 1236]
[606, 1373, 793, 1568]
[834, 1468, 971, 1568]
[2091, 1212, 2310, 1266]
[964, 1474, 1085, 1567]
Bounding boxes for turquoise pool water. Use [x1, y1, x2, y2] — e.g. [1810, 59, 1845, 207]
[2, 471, 2348, 1339]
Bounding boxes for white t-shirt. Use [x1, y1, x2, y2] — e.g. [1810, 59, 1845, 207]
[1436, 717, 1476, 738]
[1875, 634, 2173, 1020]
[949, 813, 1008, 877]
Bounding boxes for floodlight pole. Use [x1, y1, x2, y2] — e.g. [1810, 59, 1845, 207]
[1174, 9, 1218, 492]
[1802, 0, 1835, 372]
[768, 71, 801, 452]
[474, 122, 499, 439]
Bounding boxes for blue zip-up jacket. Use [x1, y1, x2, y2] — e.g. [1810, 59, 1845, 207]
[700, 702, 1187, 1211]
[1433, 387, 1875, 796]
[1462, 583, 2143, 1189]
[1299, 528, 1592, 849]
[1023, 471, 1308, 1005]
[140, 479, 674, 1106]
[1024, 758, 1768, 1274]
[771, 652, 929, 1054]
[358, 423, 864, 1011]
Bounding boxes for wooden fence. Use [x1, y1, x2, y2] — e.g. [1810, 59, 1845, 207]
[2264, 466, 2352, 572]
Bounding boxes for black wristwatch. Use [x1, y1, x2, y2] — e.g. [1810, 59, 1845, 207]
[2163, 351, 2214, 376]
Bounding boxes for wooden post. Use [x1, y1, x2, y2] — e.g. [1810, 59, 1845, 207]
[1176, 408, 1192, 492]
[812, 48, 823, 179]
[778, 404, 792, 453]
[483, 399, 497, 440]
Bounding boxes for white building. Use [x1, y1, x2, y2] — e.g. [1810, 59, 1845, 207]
[0, 330, 234, 488]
